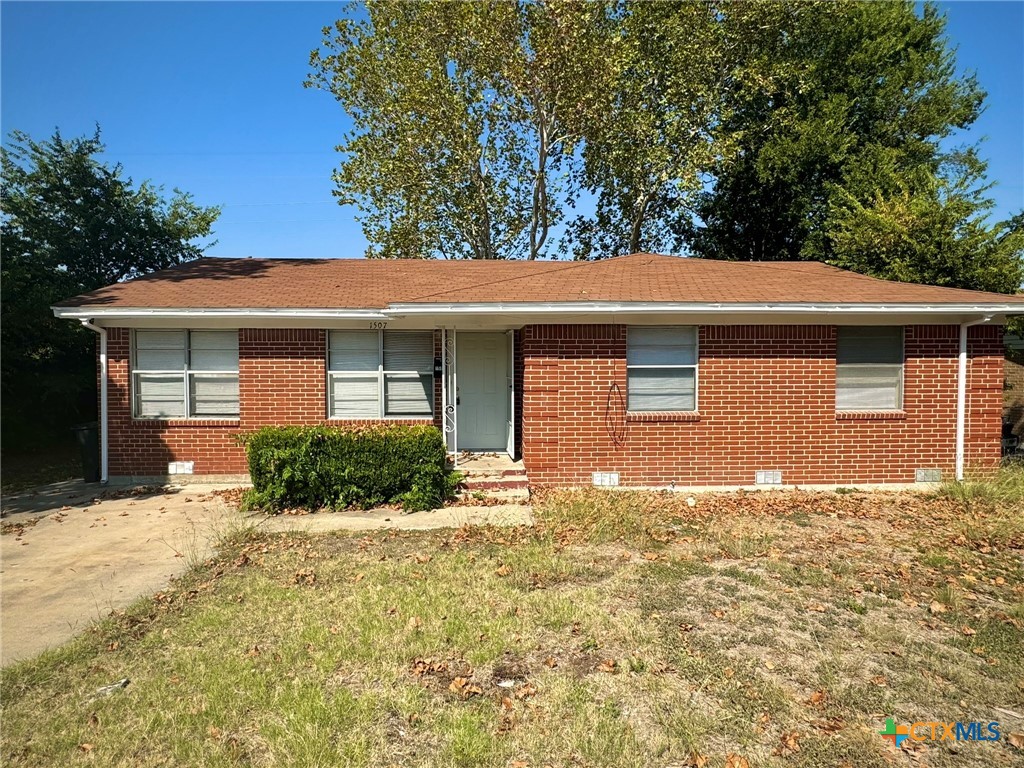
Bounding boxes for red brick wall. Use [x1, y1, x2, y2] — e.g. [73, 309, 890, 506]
[105, 328, 442, 477]
[520, 323, 1004, 487]
[965, 325, 1005, 470]
[105, 323, 1003, 483]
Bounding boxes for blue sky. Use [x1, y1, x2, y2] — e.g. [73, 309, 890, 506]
[2, 1, 1022, 260]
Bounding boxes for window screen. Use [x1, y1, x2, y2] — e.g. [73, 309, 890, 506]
[626, 327, 698, 411]
[328, 330, 433, 418]
[836, 326, 903, 410]
[133, 330, 239, 418]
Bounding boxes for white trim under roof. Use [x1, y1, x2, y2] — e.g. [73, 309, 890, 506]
[52, 301, 1024, 321]
[52, 307, 389, 320]
[387, 301, 1024, 315]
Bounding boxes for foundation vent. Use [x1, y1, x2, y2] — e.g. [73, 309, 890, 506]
[168, 461, 195, 475]
[755, 470, 782, 485]
[915, 468, 942, 483]
[592, 472, 620, 487]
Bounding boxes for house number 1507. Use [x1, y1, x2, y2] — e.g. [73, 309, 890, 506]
[369, 321, 388, 330]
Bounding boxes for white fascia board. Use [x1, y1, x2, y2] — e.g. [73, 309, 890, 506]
[52, 306, 389, 320]
[53, 301, 1024, 322]
[386, 301, 1024, 315]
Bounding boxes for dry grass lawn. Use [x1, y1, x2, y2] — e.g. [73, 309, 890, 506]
[2, 471, 1023, 767]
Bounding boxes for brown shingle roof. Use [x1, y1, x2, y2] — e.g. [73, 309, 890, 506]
[55, 253, 1024, 309]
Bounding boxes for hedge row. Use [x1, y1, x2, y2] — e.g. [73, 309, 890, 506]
[239, 424, 459, 512]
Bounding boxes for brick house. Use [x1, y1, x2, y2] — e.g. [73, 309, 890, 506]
[53, 253, 1024, 488]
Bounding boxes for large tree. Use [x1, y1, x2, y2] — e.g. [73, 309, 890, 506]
[687, 1, 1022, 292]
[312, 0, 1021, 293]
[308, 0, 617, 260]
[566, 1, 735, 259]
[1, 127, 219, 448]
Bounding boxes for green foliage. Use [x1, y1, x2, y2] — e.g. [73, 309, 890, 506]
[938, 463, 1024, 511]
[311, 1, 1021, 294]
[688, 1, 1022, 292]
[240, 424, 458, 512]
[0, 127, 219, 448]
[308, 0, 617, 260]
[567, 2, 734, 259]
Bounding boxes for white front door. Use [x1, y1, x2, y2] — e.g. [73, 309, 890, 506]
[456, 332, 509, 452]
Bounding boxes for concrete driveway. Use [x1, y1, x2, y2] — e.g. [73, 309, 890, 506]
[1, 481, 244, 667]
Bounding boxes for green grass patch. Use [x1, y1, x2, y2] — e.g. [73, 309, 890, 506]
[3, 486, 1022, 767]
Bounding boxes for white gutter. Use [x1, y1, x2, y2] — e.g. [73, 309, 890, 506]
[386, 301, 1024, 315]
[955, 316, 993, 481]
[53, 301, 1024, 322]
[79, 320, 108, 484]
[53, 307, 388, 320]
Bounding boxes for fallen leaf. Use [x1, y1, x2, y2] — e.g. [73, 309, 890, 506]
[495, 564, 512, 577]
[78, 743, 94, 753]
[806, 690, 828, 707]
[515, 682, 538, 699]
[353, 573, 365, 583]
[642, 551, 660, 561]
[773, 731, 801, 756]
[962, 626, 976, 636]
[929, 600, 946, 615]
[597, 658, 617, 674]
[812, 717, 845, 734]
[764, 660, 775, 670]
[685, 752, 709, 768]
[543, 656, 557, 668]
[407, 616, 423, 631]
[448, 676, 482, 698]
[870, 675, 887, 687]
[725, 753, 750, 768]
[1008, 732, 1024, 750]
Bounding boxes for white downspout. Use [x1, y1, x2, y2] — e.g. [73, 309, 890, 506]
[80, 320, 109, 484]
[955, 316, 993, 481]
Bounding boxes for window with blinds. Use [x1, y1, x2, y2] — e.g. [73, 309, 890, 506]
[626, 327, 698, 412]
[836, 326, 904, 410]
[328, 330, 433, 418]
[133, 330, 239, 418]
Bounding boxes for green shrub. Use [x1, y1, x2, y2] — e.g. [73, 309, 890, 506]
[238, 424, 459, 512]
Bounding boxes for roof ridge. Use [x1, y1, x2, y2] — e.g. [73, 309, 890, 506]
[398, 258, 598, 303]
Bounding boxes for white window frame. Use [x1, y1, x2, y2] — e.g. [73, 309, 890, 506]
[327, 330, 435, 420]
[131, 329, 240, 420]
[835, 326, 905, 411]
[626, 326, 699, 413]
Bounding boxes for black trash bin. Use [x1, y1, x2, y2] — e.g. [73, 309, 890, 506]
[71, 422, 100, 483]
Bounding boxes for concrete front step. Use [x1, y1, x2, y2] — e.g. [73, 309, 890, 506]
[457, 461, 530, 497]
[455, 487, 530, 501]
[462, 479, 528, 489]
